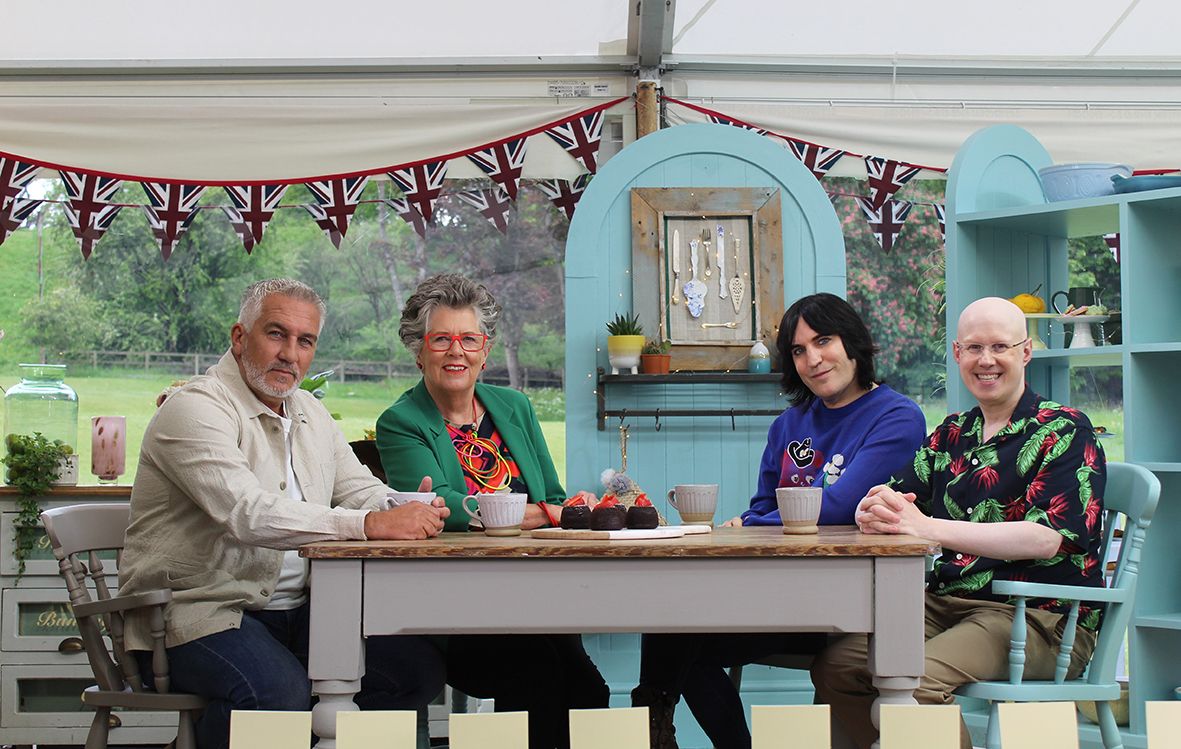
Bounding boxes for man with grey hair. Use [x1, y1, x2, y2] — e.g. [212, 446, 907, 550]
[119, 278, 449, 749]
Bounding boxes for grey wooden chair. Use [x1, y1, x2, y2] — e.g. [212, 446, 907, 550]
[40, 503, 206, 749]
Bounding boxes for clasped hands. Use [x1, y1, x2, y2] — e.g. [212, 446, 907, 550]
[364, 477, 450, 540]
[855, 485, 927, 536]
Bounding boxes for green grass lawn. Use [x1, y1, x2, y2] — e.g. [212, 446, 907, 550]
[2, 370, 572, 486]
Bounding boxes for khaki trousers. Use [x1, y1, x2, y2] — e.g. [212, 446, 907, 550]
[811, 592, 1096, 749]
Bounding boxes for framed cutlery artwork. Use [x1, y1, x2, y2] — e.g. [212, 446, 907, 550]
[630, 187, 785, 370]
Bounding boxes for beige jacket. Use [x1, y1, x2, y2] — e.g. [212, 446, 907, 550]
[118, 351, 387, 648]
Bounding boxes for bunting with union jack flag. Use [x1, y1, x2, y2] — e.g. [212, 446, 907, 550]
[1, 158, 39, 211]
[141, 182, 206, 260]
[545, 110, 608, 173]
[1104, 233, 1120, 264]
[388, 161, 447, 223]
[304, 176, 369, 248]
[932, 203, 946, 242]
[60, 171, 124, 259]
[456, 187, 513, 234]
[864, 156, 921, 210]
[537, 176, 590, 220]
[222, 183, 289, 253]
[466, 138, 528, 200]
[786, 138, 846, 181]
[383, 197, 429, 239]
[856, 197, 913, 254]
[706, 113, 769, 137]
[0, 197, 42, 247]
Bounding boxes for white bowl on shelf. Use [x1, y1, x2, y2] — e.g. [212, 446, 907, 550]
[1038, 163, 1132, 201]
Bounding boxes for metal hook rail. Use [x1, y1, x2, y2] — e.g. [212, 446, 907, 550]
[596, 368, 782, 431]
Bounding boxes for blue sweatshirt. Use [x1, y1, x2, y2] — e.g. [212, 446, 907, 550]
[742, 384, 927, 526]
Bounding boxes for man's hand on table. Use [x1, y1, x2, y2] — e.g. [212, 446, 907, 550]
[855, 484, 922, 536]
[365, 476, 450, 540]
[721, 516, 744, 528]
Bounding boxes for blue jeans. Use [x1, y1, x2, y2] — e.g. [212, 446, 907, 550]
[145, 604, 445, 749]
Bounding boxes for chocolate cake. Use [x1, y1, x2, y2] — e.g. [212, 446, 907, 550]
[589, 505, 627, 531]
[625, 505, 659, 529]
[559, 505, 591, 529]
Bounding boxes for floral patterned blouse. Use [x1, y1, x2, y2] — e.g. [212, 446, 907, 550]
[891, 386, 1107, 629]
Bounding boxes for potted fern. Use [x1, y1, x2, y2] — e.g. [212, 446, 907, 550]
[640, 339, 672, 374]
[605, 313, 645, 374]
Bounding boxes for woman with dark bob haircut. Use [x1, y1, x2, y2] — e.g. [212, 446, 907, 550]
[632, 293, 927, 749]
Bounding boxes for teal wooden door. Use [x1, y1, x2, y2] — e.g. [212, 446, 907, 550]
[562, 123, 846, 745]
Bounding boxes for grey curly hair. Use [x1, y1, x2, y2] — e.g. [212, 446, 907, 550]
[399, 274, 501, 355]
[238, 279, 327, 334]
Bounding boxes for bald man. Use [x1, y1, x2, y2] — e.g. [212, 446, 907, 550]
[810, 298, 1108, 749]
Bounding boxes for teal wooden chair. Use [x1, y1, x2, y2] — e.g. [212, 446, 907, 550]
[955, 462, 1159, 749]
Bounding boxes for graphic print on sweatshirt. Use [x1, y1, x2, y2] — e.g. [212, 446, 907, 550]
[780, 437, 826, 487]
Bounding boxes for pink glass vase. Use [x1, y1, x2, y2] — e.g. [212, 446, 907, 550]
[91, 416, 126, 483]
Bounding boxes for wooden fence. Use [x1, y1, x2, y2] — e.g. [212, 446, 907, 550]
[64, 351, 563, 388]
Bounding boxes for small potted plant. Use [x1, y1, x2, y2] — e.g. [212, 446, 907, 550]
[605, 313, 645, 374]
[2, 432, 74, 579]
[640, 339, 672, 374]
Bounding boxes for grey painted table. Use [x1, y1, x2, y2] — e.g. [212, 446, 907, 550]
[301, 526, 939, 748]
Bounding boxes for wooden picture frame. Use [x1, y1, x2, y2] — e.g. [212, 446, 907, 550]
[631, 187, 784, 370]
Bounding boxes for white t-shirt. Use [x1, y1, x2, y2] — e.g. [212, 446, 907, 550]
[265, 413, 309, 610]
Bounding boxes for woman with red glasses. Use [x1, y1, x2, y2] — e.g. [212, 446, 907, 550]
[376, 273, 606, 749]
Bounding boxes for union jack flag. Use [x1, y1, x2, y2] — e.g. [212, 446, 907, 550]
[864, 156, 921, 209]
[856, 197, 913, 254]
[707, 113, 768, 137]
[932, 203, 946, 242]
[222, 183, 288, 253]
[455, 187, 513, 234]
[466, 138, 528, 200]
[388, 160, 447, 223]
[1104, 233, 1120, 264]
[786, 138, 846, 181]
[0, 158, 39, 210]
[0, 197, 42, 247]
[59, 171, 124, 259]
[537, 176, 590, 220]
[304, 176, 369, 248]
[545, 110, 608, 173]
[383, 197, 429, 239]
[141, 182, 206, 260]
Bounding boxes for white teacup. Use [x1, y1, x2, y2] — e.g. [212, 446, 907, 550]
[382, 491, 437, 510]
[667, 484, 719, 526]
[463, 493, 528, 536]
[776, 486, 822, 535]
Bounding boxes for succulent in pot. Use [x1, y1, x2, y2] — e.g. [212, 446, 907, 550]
[605, 313, 645, 374]
[640, 339, 672, 374]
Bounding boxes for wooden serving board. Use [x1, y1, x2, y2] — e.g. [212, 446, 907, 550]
[530, 525, 712, 541]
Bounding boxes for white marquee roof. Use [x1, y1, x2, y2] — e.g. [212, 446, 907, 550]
[2, 0, 1180, 179]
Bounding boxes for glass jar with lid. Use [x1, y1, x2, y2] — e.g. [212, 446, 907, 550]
[3, 364, 80, 460]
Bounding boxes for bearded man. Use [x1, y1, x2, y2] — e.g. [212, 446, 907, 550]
[119, 279, 450, 749]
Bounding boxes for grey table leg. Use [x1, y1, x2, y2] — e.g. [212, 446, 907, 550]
[867, 557, 926, 749]
[309, 559, 365, 749]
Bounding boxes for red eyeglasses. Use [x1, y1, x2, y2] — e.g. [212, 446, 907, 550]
[425, 332, 489, 352]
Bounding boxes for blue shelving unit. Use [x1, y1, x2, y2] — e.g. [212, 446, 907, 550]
[946, 124, 1181, 748]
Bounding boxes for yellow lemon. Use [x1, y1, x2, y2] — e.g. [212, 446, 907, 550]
[1010, 293, 1046, 313]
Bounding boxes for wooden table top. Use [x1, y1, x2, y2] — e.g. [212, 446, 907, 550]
[0, 484, 131, 497]
[301, 525, 940, 560]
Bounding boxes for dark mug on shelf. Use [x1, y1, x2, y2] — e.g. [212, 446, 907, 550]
[1051, 286, 1102, 314]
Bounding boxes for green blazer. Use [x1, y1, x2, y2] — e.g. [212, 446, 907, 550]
[375, 380, 565, 531]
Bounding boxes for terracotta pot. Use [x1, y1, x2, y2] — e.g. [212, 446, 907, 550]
[640, 353, 671, 374]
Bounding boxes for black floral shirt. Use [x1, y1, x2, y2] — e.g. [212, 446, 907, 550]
[891, 387, 1107, 629]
